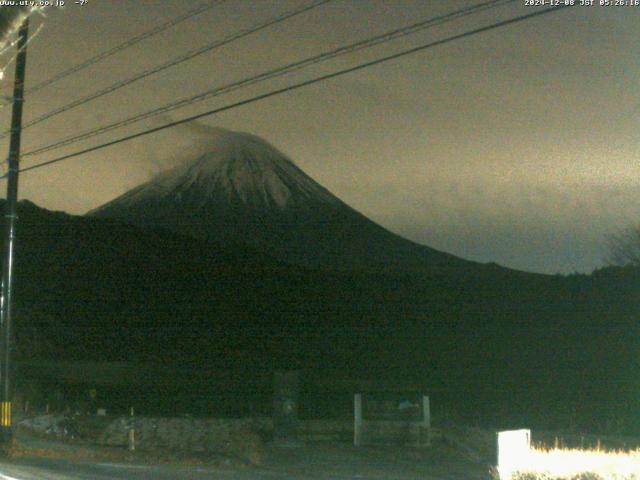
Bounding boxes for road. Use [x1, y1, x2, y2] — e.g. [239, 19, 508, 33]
[0, 443, 492, 479]
[0, 459, 245, 479]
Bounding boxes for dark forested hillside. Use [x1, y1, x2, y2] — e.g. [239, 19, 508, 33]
[6, 200, 640, 430]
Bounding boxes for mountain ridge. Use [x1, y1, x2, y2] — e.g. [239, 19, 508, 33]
[89, 128, 498, 274]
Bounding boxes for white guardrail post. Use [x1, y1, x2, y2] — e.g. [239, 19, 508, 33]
[353, 394, 362, 447]
[496, 429, 531, 480]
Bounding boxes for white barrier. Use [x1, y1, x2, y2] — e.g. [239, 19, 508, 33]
[496, 429, 531, 480]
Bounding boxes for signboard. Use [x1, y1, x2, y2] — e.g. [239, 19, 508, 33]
[362, 392, 424, 421]
[354, 393, 430, 447]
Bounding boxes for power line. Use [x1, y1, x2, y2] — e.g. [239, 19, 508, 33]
[25, 1, 220, 96]
[0, 21, 44, 81]
[0, 0, 332, 140]
[23, 0, 514, 158]
[13, 4, 572, 177]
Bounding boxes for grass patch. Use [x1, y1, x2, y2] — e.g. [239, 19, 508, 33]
[500, 446, 640, 480]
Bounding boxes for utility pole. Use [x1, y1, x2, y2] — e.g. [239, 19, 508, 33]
[0, 18, 29, 445]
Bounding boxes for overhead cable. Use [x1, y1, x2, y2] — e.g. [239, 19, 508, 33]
[26, 1, 220, 95]
[24, 0, 514, 158]
[14, 4, 573, 176]
[0, 0, 332, 139]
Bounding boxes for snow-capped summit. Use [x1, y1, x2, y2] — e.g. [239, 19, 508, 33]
[136, 128, 339, 210]
[89, 128, 471, 273]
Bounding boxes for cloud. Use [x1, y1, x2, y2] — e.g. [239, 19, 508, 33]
[120, 117, 233, 180]
[358, 178, 640, 274]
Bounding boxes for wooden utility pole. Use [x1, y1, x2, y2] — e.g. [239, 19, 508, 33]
[0, 18, 29, 445]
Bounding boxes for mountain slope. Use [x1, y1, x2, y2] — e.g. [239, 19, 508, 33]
[89, 128, 475, 273]
[5, 199, 640, 430]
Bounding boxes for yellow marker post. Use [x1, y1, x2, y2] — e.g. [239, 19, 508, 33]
[0, 402, 11, 427]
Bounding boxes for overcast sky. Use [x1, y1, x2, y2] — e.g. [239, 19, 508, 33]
[0, 0, 637, 274]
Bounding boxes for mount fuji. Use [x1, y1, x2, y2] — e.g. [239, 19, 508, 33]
[90, 128, 478, 273]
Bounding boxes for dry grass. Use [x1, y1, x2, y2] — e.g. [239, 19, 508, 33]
[10, 425, 264, 468]
[500, 445, 640, 480]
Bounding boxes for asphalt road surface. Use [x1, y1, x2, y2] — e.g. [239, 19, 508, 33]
[0, 443, 492, 479]
[1, 459, 255, 480]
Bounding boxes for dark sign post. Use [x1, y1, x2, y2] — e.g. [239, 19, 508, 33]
[272, 370, 300, 445]
[0, 18, 29, 446]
